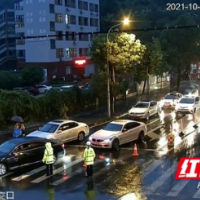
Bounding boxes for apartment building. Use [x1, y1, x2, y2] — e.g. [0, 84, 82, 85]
[0, 9, 17, 69]
[15, 0, 99, 81]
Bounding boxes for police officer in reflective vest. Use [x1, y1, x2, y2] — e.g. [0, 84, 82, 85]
[42, 142, 54, 176]
[82, 141, 96, 178]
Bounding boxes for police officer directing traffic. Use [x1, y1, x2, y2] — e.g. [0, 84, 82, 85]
[42, 142, 54, 176]
[82, 141, 96, 178]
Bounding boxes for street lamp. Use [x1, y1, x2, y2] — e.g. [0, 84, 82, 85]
[106, 18, 130, 118]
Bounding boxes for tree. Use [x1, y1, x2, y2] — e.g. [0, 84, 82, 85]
[0, 71, 21, 90]
[161, 13, 200, 91]
[21, 66, 44, 86]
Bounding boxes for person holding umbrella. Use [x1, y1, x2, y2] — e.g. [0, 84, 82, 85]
[11, 116, 26, 137]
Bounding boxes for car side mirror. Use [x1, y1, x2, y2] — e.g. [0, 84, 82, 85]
[56, 130, 62, 134]
[122, 128, 127, 132]
[38, 127, 41, 130]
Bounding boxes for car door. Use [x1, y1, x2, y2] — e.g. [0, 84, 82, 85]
[67, 122, 79, 141]
[55, 123, 71, 142]
[121, 123, 135, 144]
[128, 122, 141, 142]
[150, 102, 157, 115]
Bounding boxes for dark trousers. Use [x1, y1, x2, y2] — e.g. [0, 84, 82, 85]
[46, 164, 53, 176]
[87, 165, 93, 177]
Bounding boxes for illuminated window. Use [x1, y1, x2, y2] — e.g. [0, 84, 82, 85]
[55, 13, 63, 23]
[79, 48, 89, 56]
[56, 48, 63, 58]
[65, 15, 76, 24]
[65, 32, 75, 40]
[70, 48, 77, 57]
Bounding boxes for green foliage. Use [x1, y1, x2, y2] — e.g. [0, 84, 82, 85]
[21, 66, 44, 86]
[0, 71, 21, 90]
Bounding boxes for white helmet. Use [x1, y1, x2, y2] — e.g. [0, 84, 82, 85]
[86, 141, 91, 146]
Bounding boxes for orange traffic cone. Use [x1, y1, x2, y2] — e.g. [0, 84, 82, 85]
[133, 144, 138, 156]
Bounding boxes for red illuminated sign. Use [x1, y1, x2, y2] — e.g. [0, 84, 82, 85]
[75, 59, 86, 65]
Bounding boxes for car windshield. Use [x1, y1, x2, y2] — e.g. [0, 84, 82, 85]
[179, 98, 195, 104]
[40, 123, 59, 133]
[184, 89, 192, 94]
[0, 141, 18, 153]
[135, 102, 149, 108]
[164, 94, 178, 100]
[103, 123, 123, 131]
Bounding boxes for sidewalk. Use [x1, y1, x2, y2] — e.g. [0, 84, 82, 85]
[0, 81, 189, 138]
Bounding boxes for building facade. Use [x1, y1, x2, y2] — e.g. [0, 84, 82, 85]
[15, 0, 99, 81]
[0, 9, 17, 69]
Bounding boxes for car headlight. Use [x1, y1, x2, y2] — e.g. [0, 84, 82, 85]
[89, 136, 92, 141]
[103, 139, 111, 143]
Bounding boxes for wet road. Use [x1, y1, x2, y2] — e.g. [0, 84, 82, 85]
[0, 108, 200, 200]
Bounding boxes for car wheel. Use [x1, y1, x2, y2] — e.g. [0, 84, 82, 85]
[138, 131, 145, 142]
[0, 163, 7, 176]
[112, 139, 120, 150]
[77, 132, 85, 141]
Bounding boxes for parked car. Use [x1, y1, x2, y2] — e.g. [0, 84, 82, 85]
[128, 100, 158, 120]
[160, 92, 182, 109]
[175, 96, 200, 114]
[36, 85, 52, 94]
[27, 119, 89, 142]
[89, 119, 147, 149]
[23, 86, 39, 96]
[0, 137, 64, 176]
[60, 85, 73, 91]
[183, 87, 199, 96]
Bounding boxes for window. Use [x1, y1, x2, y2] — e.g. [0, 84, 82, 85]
[50, 21, 55, 31]
[69, 48, 77, 57]
[78, 17, 88, 26]
[90, 18, 98, 27]
[55, 0, 62, 5]
[78, 1, 88, 10]
[66, 66, 71, 74]
[79, 48, 89, 56]
[15, 23, 24, 28]
[65, 15, 76, 24]
[56, 48, 63, 58]
[89, 3, 98, 12]
[50, 39, 56, 49]
[52, 67, 57, 73]
[15, 15, 24, 22]
[65, 0, 75, 8]
[59, 123, 71, 131]
[68, 122, 78, 128]
[56, 31, 63, 40]
[40, 123, 59, 133]
[49, 4, 55, 13]
[65, 32, 75, 40]
[55, 13, 63, 23]
[17, 50, 25, 57]
[79, 33, 88, 41]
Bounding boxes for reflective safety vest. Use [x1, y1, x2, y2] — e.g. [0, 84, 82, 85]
[43, 142, 54, 164]
[82, 147, 96, 165]
[85, 190, 97, 200]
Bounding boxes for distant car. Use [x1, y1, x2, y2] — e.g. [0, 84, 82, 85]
[183, 87, 199, 97]
[0, 137, 64, 176]
[36, 85, 52, 94]
[60, 85, 73, 91]
[27, 119, 89, 142]
[128, 100, 158, 120]
[160, 92, 182, 109]
[23, 86, 39, 96]
[89, 120, 147, 149]
[175, 96, 200, 114]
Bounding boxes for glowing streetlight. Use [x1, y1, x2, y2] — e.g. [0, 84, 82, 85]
[107, 18, 130, 118]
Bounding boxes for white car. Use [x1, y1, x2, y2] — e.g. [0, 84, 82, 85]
[128, 100, 158, 120]
[160, 92, 182, 109]
[36, 85, 52, 93]
[27, 119, 89, 142]
[183, 87, 199, 97]
[89, 120, 147, 149]
[175, 96, 200, 114]
[60, 85, 73, 91]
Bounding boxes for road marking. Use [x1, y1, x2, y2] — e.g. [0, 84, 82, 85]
[1, 172, 14, 178]
[143, 160, 162, 178]
[193, 187, 200, 198]
[146, 164, 177, 193]
[11, 155, 75, 182]
[167, 180, 190, 197]
[31, 158, 82, 184]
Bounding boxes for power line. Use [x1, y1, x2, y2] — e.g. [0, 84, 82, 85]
[2, 24, 200, 40]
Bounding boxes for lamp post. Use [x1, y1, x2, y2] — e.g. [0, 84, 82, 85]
[106, 18, 129, 118]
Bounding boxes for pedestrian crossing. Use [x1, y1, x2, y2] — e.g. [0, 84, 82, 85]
[3, 150, 200, 199]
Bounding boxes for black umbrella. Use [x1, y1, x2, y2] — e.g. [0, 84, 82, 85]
[11, 116, 24, 122]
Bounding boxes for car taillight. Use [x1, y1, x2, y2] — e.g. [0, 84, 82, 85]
[62, 144, 65, 148]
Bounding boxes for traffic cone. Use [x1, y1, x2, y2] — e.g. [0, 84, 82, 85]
[133, 144, 138, 156]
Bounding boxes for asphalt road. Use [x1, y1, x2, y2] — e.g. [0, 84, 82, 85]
[0, 108, 200, 200]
